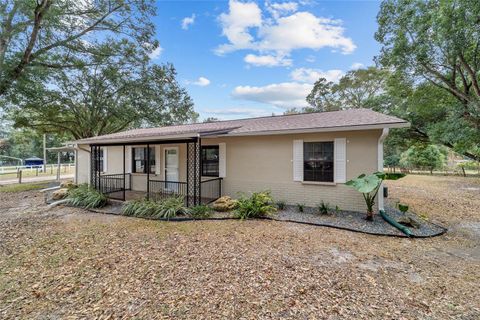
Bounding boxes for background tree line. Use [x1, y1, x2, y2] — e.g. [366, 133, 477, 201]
[300, 0, 480, 166]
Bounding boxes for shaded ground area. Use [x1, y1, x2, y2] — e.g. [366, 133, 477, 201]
[0, 175, 479, 319]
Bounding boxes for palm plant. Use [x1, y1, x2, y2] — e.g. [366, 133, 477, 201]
[346, 172, 385, 221]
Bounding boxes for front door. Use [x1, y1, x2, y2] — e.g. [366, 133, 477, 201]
[164, 147, 179, 191]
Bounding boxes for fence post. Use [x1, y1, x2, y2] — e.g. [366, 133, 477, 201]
[36, 167, 39, 176]
[18, 170, 22, 184]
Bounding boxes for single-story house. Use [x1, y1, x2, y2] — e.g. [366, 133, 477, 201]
[73, 109, 409, 211]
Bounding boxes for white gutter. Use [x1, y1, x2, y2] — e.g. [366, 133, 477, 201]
[377, 128, 389, 211]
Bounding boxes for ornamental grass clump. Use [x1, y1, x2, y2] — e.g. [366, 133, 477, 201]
[67, 184, 108, 209]
[234, 191, 276, 219]
[276, 200, 286, 210]
[317, 201, 332, 215]
[122, 196, 187, 220]
[188, 204, 213, 219]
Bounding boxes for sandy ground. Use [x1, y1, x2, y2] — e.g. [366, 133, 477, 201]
[0, 175, 479, 319]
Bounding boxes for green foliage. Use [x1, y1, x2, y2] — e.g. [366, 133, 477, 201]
[296, 203, 305, 213]
[0, 0, 157, 97]
[400, 145, 446, 173]
[346, 172, 386, 220]
[317, 201, 332, 215]
[306, 67, 389, 113]
[375, 0, 480, 161]
[234, 191, 276, 220]
[398, 204, 409, 213]
[457, 161, 480, 171]
[122, 196, 187, 219]
[188, 204, 213, 219]
[306, 78, 339, 112]
[276, 200, 286, 210]
[384, 173, 406, 180]
[7, 64, 197, 140]
[67, 184, 108, 209]
[0, 128, 70, 162]
[0, 183, 49, 193]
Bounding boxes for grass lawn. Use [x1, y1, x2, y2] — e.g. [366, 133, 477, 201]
[0, 175, 479, 319]
[0, 182, 50, 193]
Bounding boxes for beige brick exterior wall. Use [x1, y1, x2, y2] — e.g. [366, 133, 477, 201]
[203, 130, 381, 212]
[76, 129, 382, 212]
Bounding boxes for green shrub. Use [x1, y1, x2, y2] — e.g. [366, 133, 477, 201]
[160, 196, 188, 219]
[122, 196, 187, 219]
[384, 173, 406, 180]
[296, 203, 305, 213]
[276, 200, 286, 210]
[234, 191, 276, 219]
[398, 203, 409, 213]
[67, 184, 108, 209]
[317, 201, 331, 215]
[188, 204, 213, 219]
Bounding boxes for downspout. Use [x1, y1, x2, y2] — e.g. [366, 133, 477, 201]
[377, 128, 389, 211]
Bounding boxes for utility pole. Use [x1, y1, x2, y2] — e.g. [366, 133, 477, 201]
[43, 134, 47, 172]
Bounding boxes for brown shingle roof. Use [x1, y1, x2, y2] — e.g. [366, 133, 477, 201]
[74, 109, 408, 144]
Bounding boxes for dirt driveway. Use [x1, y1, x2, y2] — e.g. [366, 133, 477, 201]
[0, 175, 479, 319]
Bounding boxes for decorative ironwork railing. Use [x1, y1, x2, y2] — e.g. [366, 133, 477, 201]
[148, 179, 188, 202]
[200, 178, 222, 204]
[98, 173, 131, 198]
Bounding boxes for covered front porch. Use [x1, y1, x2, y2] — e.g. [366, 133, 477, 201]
[89, 137, 222, 206]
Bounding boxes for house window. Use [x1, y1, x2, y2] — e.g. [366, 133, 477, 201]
[132, 147, 155, 174]
[304, 142, 334, 182]
[201, 146, 219, 177]
[96, 148, 104, 172]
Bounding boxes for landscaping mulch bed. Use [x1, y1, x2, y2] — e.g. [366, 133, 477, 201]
[88, 200, 446, 237]
[274, 205, 446, 237]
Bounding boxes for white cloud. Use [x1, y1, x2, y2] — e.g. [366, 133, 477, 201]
[232, 82, 312, 108]
[305, 55, 316, 63]
[350, 62, 364, 70]
[181, 14, 196, 30]
[257, 12, 356, 54]
[190, 77, 211, 87]
[216, 0, 262, 54]
[244, 53, 292, 67]
[148, 45, 163, 60]
[266, 1, 298, 19]
[290, 68, 344, 83]
[216, 0, 356, 63]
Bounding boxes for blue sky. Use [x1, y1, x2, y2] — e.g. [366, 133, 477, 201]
[151, 0, 381, 120]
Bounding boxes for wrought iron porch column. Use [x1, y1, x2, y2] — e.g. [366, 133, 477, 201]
[186, 139, 200, 207]
[147, 143, 150, 200]
[123, 144, 126, 201]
